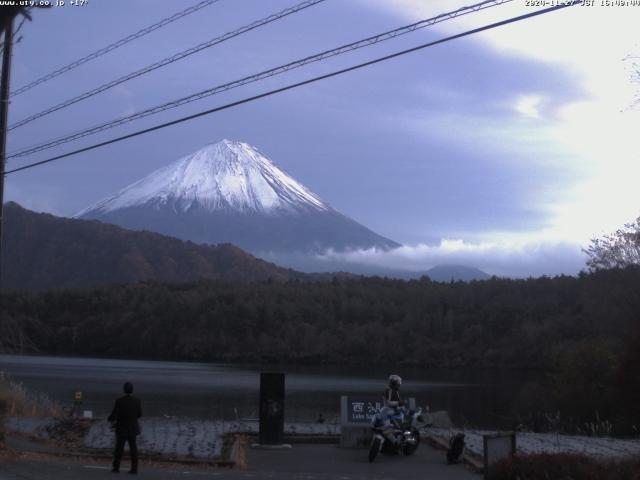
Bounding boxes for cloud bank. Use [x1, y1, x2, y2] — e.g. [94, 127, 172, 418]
[316, 238, 588, 278]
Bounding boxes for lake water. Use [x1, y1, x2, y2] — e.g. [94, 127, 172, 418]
[0, 354, 535, 428]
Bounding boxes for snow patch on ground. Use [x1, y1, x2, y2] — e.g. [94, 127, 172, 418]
[8, 416, 639, 461]
[84, 419, 340, 459]
[5, 417, 57, 438]
[85, 418, 223, 458]
[5, 417, 340, 460]
[425, 427, 640, 460]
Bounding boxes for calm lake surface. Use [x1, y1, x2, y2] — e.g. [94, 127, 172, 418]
[0, 354, 537, 428]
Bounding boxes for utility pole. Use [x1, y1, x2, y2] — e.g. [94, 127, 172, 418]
[0, 6, 30, 290]
[0, 10, 16, 290]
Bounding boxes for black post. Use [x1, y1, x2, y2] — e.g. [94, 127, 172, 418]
[0, 13, 15, 290]
[258, 372, 285, 445]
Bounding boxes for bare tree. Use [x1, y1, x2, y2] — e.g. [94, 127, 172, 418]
[584, 216, 640, 271]
[0, 313, 46, 354]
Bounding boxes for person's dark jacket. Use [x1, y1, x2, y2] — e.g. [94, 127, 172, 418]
[108, 394, 142, 437]
[383, 387, 402, 407]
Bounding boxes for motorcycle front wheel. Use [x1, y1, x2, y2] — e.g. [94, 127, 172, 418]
[368, 438, 381, 463]
[402, 430, 421, 456]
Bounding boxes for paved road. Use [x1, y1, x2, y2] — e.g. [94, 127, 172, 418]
[243, 443, 479, 479]
[0, 443, 478, 480]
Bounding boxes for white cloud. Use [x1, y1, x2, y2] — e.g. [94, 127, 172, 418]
[365, 0, 640, 245]
[544, 99, 640, 241]
[317, 236, 587, 278]
[515, 94, 544, 119]
[367, 1, 638, 76]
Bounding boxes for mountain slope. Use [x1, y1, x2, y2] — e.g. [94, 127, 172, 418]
[426, 265, 491, 282]
[1, 202, 309, 290]
[76, 140, 399, 254]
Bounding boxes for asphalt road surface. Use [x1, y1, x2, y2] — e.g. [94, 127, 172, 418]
[0, 443, 479, 480]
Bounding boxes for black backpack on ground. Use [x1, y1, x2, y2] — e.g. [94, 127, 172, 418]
[446, 433, 465, 464]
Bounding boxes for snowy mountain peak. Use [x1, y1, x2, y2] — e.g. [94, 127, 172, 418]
[76, 140, 330, 217]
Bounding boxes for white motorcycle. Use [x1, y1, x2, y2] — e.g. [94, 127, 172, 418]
[368, 407, 424, 463]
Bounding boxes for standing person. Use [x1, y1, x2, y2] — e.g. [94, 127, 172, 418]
[108, 382, 142, 474]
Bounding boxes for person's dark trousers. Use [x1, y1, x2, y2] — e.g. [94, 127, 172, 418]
[112, 434, 138, 473]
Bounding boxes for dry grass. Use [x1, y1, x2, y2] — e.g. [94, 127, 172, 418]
[0, 371, 61, 418]
[492, 453, 640, 480]
[0, 397, 5, 446]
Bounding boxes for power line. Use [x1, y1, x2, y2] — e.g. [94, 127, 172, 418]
[5, 2, 581, 176]
[10, 0, 220, 98]
[8, 0, 514, 160]
[8, 0, 326, 131]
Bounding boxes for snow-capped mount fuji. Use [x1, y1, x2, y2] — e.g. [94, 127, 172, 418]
[77, 140, 329, 216]
[77, 139, 399, 255]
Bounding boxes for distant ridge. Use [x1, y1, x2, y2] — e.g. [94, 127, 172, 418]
[1, 202, 312, 290]
[426, 265, 490, 282]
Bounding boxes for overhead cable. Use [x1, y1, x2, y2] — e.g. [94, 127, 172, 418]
[8, 0, 513, 159]
[10, 0, 221, 97]
[4, 2, 582, 176]
[8, 0, 326, 130]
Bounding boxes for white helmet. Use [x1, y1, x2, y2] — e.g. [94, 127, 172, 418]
[389, 374, 402, 388]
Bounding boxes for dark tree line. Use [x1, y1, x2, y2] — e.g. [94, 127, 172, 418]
[2, 267, 640, 431]
[1, 267, 638, 368]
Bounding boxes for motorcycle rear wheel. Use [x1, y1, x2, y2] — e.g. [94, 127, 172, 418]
[368, 438, 381, 463]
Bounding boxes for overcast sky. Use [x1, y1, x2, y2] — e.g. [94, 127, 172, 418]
[4, 0, 639, 277]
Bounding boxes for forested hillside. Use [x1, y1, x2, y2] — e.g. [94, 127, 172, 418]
[1, 202, 308, 289]
[2, 267, 638, 369]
